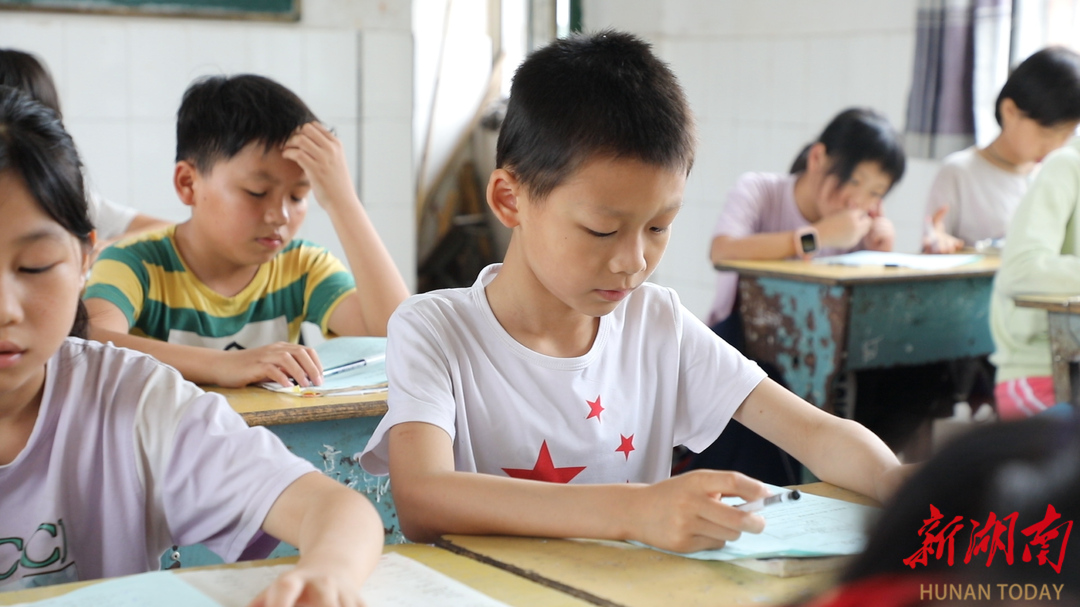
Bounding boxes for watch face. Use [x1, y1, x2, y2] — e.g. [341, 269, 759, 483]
[800, 232, 818, 253]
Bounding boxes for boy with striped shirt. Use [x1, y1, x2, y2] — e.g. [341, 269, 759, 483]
[84, 75, 408, 388]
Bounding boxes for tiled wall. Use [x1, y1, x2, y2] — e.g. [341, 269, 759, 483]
[0, 0, 417, 290]
[582, 0, 943, 320]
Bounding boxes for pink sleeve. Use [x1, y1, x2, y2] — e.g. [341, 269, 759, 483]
[713, 173, 770, 239]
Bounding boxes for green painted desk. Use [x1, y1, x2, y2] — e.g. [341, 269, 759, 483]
[714, 258, 999, 417]
[165, 387, 395, 569]
[0, 545, 590, 607]
[1013, 294, 1080, 406]
[437, 483, 878, 607]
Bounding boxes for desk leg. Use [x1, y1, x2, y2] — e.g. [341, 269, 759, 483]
[738, 277, 849, 413]
[1048, 312, 1080, 406]
[162, 415, 402, 569]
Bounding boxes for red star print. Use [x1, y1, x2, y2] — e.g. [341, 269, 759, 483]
[616, 434, 635, 460]
[586, 395, 604, 422]
[502, 441, 586, 483]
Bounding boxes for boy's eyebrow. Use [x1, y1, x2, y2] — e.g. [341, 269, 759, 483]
[249, 170, 311, 188]
[594, 201, 683, 217]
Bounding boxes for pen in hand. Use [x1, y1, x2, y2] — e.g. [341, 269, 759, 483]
[322, 353, 386, 379]
[735, 489, 801, 513]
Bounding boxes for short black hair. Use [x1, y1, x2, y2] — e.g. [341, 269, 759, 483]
[996, 46, 1080, 127]
[789, 107, 905, 189]
[0, 49, 62, 118]
[176, 74, 318, 173]
[496, 30, 695, 201]
[0, 85, 92, 337]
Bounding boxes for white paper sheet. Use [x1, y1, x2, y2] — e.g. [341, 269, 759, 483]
[814, 251, 982, 270]
[660, 485, 881, 561]
[11, 553, 512, 607]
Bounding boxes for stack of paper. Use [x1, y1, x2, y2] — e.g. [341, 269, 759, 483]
[258, 336, 388, 396]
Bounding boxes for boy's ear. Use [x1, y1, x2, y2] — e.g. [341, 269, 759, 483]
[486, 168, 524, 228]
[174, 161, 200, 208]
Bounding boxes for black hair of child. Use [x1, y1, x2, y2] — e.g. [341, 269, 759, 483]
[0, 49, 62, 118]
[176, 74, 318, 173]
[789, 107, 906, 190]
[0, 85, 92, 338]
[841, 414, 1080, 594]
[997, 46, 1080, 127]
[496, 30, 695, 201]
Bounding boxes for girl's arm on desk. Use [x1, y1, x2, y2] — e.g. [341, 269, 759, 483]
[252, 472, 383, 607]
[387, 422, 771, 554]
[735, 378, 910, 504]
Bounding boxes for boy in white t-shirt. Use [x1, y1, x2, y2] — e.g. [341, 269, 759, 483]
[924, 47, 1080, 253]
[360, 31, 905, 553]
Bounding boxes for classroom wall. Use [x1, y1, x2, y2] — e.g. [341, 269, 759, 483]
[0, 0, 417, 291]
[582, 0, 945, 320]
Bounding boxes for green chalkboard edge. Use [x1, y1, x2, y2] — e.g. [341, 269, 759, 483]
[0, 0, 300, 22]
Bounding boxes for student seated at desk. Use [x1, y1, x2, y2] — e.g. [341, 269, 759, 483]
[923, 47, 1080, 254]
[359, 31, 907, 553]
[990, 138, 1080, 419]
[698, 108, 905, 484]
[0, 49, 170, 256]
[83, 74, 409, 389]
[706, 108, 906, 340]
[803, 414, 1079, 606]
[0, 87, 381, 604]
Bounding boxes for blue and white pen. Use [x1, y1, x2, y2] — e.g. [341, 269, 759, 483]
[322, 353, 386, 379]
[734, 489, 801, 512]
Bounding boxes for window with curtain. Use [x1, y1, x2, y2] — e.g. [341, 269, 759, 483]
[906, 0, 1080, 159]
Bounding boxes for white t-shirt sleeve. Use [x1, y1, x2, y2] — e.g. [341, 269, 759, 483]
[133, 364, 317, 562]
[85, 182, 138, 241]
[924, 161, 963, 239]
[360, 300, 457, 476]
[671, 290, 767, 452]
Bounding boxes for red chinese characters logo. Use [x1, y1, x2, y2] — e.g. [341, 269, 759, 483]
[904, 504, 1072, 573]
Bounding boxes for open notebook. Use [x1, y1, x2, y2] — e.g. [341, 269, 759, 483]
[257, 336, 388, 396]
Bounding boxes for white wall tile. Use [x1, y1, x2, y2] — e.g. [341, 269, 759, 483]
[732, 40, 771, 122]
[129, 119, 182, 220]
[247, 27, 306, 97]
[360, 29, 413, 120]
[770, 38, 808, 126]
[360, 117, 413, 208]
[804, 36, 849, 129]
[189, 25, 250, 79]
[63, 21, 128, 119]
[128, 24, 189, 120]
[659, 40, 711, 120]
[0, 19, 66, 102]
[703, 41, 735, 126]
[302, 30, 358, 121]
[67, 120, 130, 207]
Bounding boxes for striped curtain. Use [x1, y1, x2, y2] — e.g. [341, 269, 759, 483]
[905, 0, 978, 160]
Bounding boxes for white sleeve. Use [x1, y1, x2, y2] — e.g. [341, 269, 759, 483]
[86, 184, 138, 241]
[359, 301, 458, 476]
[134, 363, 317, 562]
[671, 290, 767, 452]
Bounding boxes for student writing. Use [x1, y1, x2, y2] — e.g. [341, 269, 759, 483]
[0, 48, 170, 255]
[923, 46, 1080, 254]
[0, 86, 380, 605]
[83, 75, 409, 389]
[359, 31, 908, 553]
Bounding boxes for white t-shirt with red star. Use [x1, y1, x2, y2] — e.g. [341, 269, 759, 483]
[360, 264, 767, 484]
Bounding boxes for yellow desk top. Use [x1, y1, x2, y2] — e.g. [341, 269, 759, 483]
[438, 483, 878, 607]
[0, 544, 590, 607]
[207, 386, 387, 427]
[1013, 293, 1080, 315]
[714, 257, 999, 286]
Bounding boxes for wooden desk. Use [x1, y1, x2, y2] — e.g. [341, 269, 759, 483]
[714, 258, 999, 416]
[164, 387, 397, 568]
[1013, 294, 1080, 405]
[437, 483, 876, 607]
[0, 545, 590, 607]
